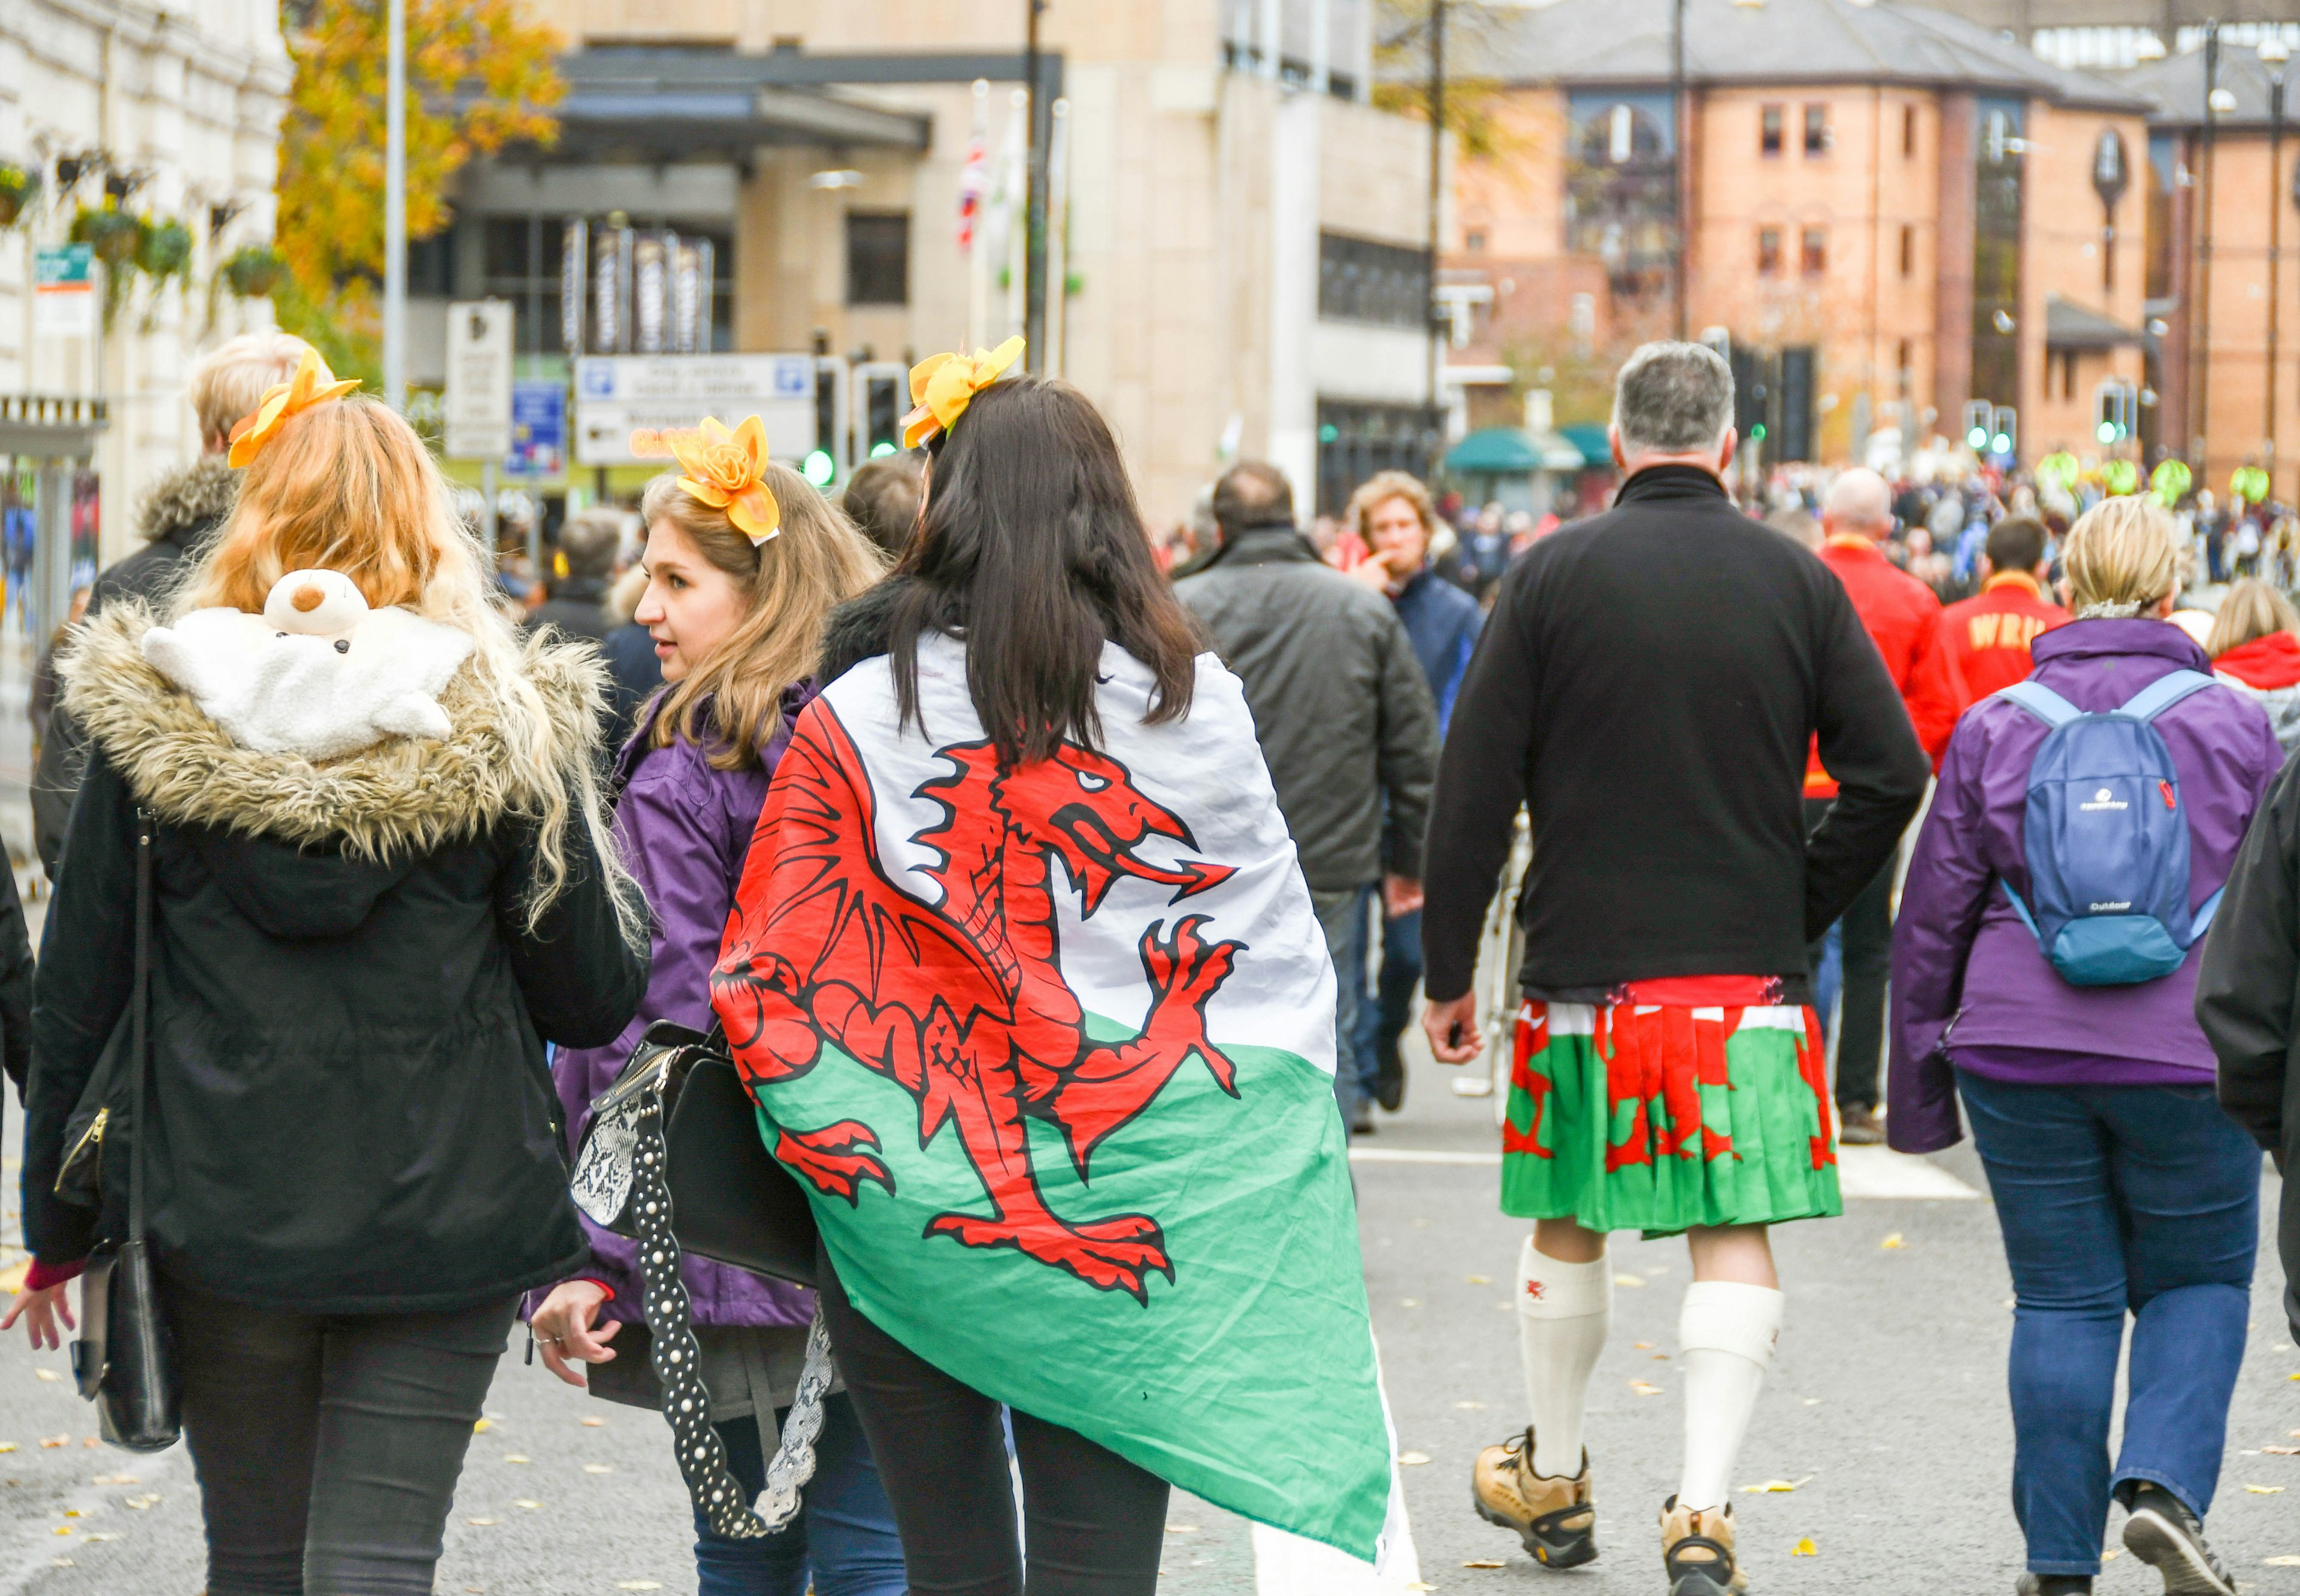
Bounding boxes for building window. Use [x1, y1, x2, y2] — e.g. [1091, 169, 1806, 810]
[1566, 90, 1679, 304]
[1903, 104, 1917, 157]
[1761, 104, 1783, 156]
[1320, 232, 1432, 328]
[1466, 229, 1488, 252]
[1896, 338, 1912, 387]
[846, 213, 909, 305]
[1758, 228, 1781, 275]
[1316, 400, 1443, 516]
[1803, 104, 1829, 156]
[1900, 224, 1914, 277]
[1802, 227, 1826, 275]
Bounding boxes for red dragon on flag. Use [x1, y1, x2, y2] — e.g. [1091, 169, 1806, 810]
[712, 701, 1248, 1303]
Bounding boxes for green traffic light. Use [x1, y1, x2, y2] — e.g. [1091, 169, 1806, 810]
[870, 441, 898, 459]
[1750, 422, 1766, 441]
[2096, 422, 2117, 444]
[803, 449, 836, 487]
[1968, 427, 1989, 448]
[1992, 434, 2011, 454]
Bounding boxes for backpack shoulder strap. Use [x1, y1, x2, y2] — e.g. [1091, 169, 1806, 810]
[2118, 668, 2219, 723]
[1995, 680, 2085, 728]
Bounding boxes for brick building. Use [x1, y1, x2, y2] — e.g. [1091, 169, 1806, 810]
[1434, 0, 2153, 470]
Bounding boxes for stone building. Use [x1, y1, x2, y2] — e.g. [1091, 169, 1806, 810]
[1433, 0, 2153, 471]
[0, 0, 289, 632]
[416, 0, 1442, 522]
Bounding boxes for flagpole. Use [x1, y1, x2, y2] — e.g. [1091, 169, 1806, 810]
[1047, 96, 1070, 378]
[385, 0, 406, 411]
[966, 78, 989, 352]
[1006, 88, 1028, 342]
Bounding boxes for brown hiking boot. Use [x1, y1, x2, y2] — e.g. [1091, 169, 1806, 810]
[1660, 1497, 1747, 1594]
[1471, 1427, 1596, 1568]
[1837, 1104, 1886, 1145]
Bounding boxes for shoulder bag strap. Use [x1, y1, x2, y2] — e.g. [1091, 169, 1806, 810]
[128, 807, 152, 1246]
[1995, 680, 2086, 728]
[2118, 668, 2219, 723]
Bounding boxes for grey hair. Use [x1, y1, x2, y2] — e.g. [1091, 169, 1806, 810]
[1612, 341, 1736, 459]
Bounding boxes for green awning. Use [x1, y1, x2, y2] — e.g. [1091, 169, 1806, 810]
[1560, 423, 1612, 470]
[1445, 426, 1585, 475]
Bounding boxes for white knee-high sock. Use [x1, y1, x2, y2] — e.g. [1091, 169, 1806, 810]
[1676, 1281, 1785, 1512]
[1517, 1237, 1613, 1477]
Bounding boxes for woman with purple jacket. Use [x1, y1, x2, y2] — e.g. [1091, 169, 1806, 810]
[526, 441, 902, 1596]
[1890, 497, 2278, 1596]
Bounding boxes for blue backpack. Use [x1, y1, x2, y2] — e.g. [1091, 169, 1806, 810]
[1995, 670, 2224, 988]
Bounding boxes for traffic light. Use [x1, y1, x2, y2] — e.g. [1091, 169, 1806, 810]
[854, 362, 908, 459]
[1962, 400, 1993, 452]
[809, 356, 850, 486]
[2092, 380, 2136, 444]
[1990, 406, 2017, 459]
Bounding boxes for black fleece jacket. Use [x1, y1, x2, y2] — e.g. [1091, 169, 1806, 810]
[1421, 466, 1929, 1001]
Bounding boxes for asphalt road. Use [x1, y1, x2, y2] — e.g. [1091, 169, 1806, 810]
[6, 1052, 2300, 1595]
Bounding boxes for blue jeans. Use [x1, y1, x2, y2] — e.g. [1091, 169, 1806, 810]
[1958, 1071, 2260, 1576]
[1355, 907, 1422, 1097]
[694, 1392, 907, 1596]
[1312, 884, 1376, 1124]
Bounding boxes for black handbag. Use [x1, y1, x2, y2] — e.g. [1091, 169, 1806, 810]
[69, 808, 181, 1453]
[567, 1018, 829, 1541]
[573, 1020, 818, 1285]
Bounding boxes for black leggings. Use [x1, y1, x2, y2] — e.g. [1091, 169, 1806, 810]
[162, 1274, 515, 1596]
[814, 1241, 1170, 1595]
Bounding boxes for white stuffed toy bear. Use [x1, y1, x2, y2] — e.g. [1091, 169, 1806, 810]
[141, 569, 475, 761]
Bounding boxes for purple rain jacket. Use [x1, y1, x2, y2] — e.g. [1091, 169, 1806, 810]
[1887, 618, 2281, 1153]
[531, 685, 818, 1329]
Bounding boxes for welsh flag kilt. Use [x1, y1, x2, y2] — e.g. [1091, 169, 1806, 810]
[710, 634, 1398, 1563]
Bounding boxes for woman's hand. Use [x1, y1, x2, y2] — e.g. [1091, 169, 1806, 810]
[529, 1280, 619, 1389]
[1, 1283, 75, 1352]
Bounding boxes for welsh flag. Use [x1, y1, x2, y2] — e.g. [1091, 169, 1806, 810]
[711, 632, 1399, 1564]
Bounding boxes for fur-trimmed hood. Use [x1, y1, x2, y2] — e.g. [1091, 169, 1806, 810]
[60, 602, 609, 862]
[136, 456, 238, 548]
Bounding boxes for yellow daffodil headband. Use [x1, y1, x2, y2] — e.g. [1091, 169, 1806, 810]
[661, 414, 781, 543]
[226, 349, 362, 468]
[901, 335, 1025, 449]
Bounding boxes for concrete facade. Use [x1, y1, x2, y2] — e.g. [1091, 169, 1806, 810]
[0, 0, 289, 579]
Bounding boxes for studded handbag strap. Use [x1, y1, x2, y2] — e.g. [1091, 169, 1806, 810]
[627, 1083, 833, 1540]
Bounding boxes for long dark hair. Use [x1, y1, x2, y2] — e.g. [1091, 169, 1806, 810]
[885, 375, 1201, 765]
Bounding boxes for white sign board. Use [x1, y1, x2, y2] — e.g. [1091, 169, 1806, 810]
[443, 301, 515, 460]
[573, 355, 816, 468]
[34, 245, 95, 338]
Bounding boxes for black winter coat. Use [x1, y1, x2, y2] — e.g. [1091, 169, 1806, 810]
[21, 605, 648, 1314]
[2196, 749, 2300, 1337]
[1172, 528, 1440, 891]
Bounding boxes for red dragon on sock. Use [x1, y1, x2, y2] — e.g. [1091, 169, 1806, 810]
[712, 701, 1246, 1303]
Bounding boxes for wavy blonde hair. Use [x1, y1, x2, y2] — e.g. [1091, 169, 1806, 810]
[2063, 496, 2181, 619]
[639, 462, 887, 769]
[2205, 576, 2300, 658]
[177, 395, 640, 940]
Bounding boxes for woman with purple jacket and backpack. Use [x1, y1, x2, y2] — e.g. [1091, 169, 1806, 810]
[525, 434, 903, 1596]
[1890, 496, 2279, 1596]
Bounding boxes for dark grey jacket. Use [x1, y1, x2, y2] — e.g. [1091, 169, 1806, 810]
[1175, 527, 1440, 892]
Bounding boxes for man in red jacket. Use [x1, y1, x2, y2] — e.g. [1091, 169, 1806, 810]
[1905, 516, 2068, 762]
[1806, 468, 1938, 1143]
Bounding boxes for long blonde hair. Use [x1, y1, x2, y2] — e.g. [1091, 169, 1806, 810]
[178, 395, 639, 940]
[2206, 576, 2300, 658]
[639, 462, 887, 769]
[2063, 496, 2181, 619]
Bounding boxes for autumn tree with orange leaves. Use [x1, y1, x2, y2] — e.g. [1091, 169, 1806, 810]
[274, 0, 565, 376]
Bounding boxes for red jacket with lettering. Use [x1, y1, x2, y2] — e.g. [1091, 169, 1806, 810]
[1905, 571, 2069, 764]
[1806, 535, 1941, 799]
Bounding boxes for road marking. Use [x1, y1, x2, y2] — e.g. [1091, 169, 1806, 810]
[1349, 1144, 1983, 1200]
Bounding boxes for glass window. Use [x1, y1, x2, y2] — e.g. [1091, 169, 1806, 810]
[846, 212, 909, 306]
[1903, 104, 1917, 158]
[1566, 90, 1678, 305]
[1900, 224, 1914, 277]
[1802, 228, 1826, 275]
[1758, 228, 1781, 275]
[1803, 104, 1829, 156]
[1761, 104, 1783, 156]
[1318, 232, 1431, 328]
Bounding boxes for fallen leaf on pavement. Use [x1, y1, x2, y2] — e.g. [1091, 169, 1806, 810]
[0, 1443, 14, 1453]
[1880, 1234, 1904, 1250]
[1463, 1559, 1505, 1567]
[1629, 1380, 1663, 1396]
[49, 1559, 72, 1569]
[38, 1436, 68, 1449]
[1400, 1299, 1422, 1309]
[2247, 1484, 2285, 1494]
[2266, 1446, 2300, 1455]
[91, 1475, 136, 1485]
[582, 1464, 613, 1474]
[471, 1419, 491, 1433]
[1792, 1537, 1818, 1556]
[582, 1417, 607, 1427]
[1398, 1452, 1432, 1465]
[34, 1369, 59, 1382]
[465, 1517, 499, 1526]
[81, 1533, 114, 1543]
[614, 1585, 662, 1592]
[1166, 1524, 1200, 1534]
[53, 1526, 71, 1536]
[124, 1495, 160, 1510]
[515, 1500, 543, 1510]
[1615, 1274, 1646, 1287]
[504, 1455, 530, 1464]
[1465, 1275, 1491, 1285]
[2266, 1555, 2300, 1565]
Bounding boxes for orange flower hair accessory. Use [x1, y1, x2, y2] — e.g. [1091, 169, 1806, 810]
[901, 335, 1025, 449]
[668, 415, 780, 543]
[226, 349, 362, 468]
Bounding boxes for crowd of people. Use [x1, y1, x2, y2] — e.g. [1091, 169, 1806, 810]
[0, 325, 2296, 1596]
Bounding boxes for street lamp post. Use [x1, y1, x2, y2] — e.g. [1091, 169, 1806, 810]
[384, 0, 406, 413]
[2198, 19, 2228, 467]
[1672, 0, 1688, 340]
[2267, 37, 2291, 498]
[1427, 0, 1446, 420]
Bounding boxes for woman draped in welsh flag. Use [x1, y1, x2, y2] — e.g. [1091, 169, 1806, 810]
[709, 346, 1406, 1592]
